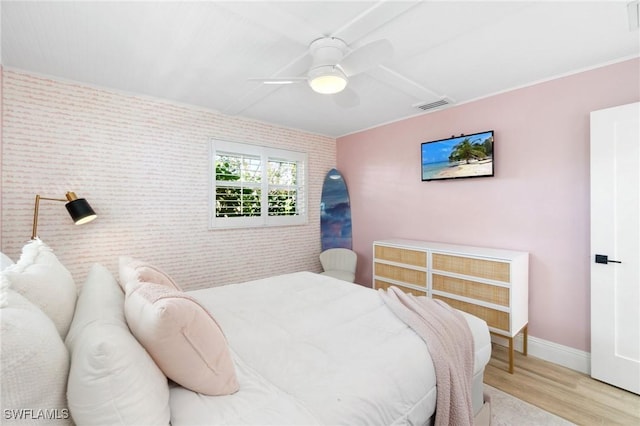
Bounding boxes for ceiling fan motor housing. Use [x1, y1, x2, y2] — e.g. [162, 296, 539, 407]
[307, 37, 349, 94]
[309, 37, 348, 68]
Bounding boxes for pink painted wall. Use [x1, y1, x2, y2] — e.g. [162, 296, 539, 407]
[337, 58, 640, 352]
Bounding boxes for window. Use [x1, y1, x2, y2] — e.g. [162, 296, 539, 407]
[210, 140, 308, 228]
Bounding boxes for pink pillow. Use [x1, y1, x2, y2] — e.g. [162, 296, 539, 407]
[119, 257, 181, 293]
[124, 283, 239, 396]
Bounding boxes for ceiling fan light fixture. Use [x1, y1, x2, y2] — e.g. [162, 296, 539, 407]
[308, 66, 348, 94]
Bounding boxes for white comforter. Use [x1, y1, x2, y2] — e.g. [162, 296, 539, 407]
[170, 272, 489, 426]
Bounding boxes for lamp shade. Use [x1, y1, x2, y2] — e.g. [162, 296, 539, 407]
[64, 192, 97, 225]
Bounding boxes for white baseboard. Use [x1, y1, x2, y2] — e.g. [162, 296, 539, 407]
[491, 334, 590, 375]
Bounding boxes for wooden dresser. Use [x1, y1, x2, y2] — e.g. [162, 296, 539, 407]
[373, 238, 529, 373]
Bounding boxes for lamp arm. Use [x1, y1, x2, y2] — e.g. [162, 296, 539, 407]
[38, 197, 68, 201]
[31, 195, 68, 240]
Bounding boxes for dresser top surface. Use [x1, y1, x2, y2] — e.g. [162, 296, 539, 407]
[374, 238, 529, 260]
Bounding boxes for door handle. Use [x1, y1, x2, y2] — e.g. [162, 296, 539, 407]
[595, 254, 622, 264]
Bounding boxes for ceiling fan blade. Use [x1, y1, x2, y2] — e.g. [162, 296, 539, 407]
[339, 39, 393, 77]
[248, 53, 312, 85]
[248, 77, 307, 85]
[333, 87, 360, 108]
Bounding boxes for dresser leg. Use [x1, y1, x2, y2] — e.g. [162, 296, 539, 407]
[505, 325, 529, 373]
[508, 336, 515, 374]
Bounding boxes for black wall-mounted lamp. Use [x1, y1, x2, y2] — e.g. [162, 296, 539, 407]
[31, 192, 97, 239]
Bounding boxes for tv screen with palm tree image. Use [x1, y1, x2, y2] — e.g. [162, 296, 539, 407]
[421, 130, 494, 181]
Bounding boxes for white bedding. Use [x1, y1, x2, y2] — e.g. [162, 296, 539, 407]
[170, 272, 490, 426]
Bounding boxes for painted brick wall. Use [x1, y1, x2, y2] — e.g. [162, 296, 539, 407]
[1, 69, 335, 290]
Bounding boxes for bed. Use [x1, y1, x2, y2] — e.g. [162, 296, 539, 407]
[1, 240, 492, 426]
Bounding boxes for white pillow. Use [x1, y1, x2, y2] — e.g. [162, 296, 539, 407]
[65, 263, 125, 352]
[66, 263, 170, 426]
[0, 251, 14, 271]
[0, 289, 72, 425]
[67, 322, 171, 426]
[0, 273, 9, 309]
[2, 239, 77, 338]
[0, 253, 14, 308]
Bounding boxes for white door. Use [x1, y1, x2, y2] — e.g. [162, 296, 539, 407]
[590, 102, 640, 395]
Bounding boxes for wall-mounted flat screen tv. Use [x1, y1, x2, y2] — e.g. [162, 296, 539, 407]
[421, 130, 494, 181]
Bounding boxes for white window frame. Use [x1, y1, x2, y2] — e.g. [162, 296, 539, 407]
[210, 139, 308, 229]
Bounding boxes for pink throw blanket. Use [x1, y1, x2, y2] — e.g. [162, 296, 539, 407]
[379, 287, 475, 426]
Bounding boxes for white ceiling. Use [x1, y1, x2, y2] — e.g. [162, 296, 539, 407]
[1, 1, 638, 138]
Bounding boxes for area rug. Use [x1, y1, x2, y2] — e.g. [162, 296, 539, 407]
[485, 385, 576, 425]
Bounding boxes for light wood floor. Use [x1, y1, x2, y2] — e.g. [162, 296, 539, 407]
[484, 344, 640, 425]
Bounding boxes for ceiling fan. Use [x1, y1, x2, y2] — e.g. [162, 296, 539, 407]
[251, 37, 393, 106]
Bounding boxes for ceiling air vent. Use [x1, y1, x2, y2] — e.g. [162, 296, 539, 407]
[413, 97, 453, 111]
